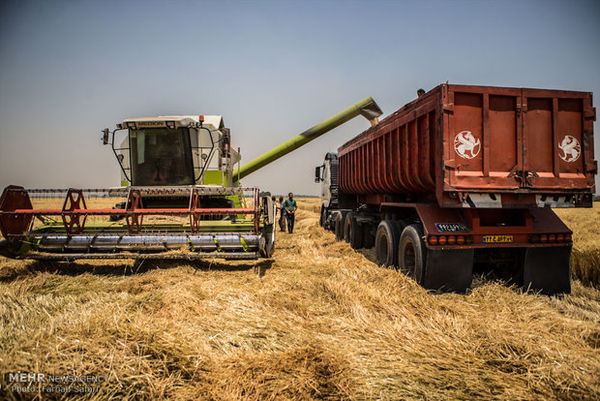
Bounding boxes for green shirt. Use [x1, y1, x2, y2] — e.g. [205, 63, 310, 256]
[283, 199, 297, 213]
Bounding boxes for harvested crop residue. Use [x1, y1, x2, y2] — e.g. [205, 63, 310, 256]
[1, 198, 599, 400]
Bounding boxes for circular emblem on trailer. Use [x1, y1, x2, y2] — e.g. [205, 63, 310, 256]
[558, 134, 581, 162]
[453, 131, 481, 159]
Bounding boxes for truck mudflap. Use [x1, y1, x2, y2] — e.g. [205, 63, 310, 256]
[423, 249, 474, 292]
[523, 246, 572, 295]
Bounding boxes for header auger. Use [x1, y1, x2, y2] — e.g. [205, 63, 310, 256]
[0, 97, 382, 261]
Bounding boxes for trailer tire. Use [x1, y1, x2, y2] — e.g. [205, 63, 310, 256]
[398, 224, 427, 283]
[319, 205, 326, 228]
[334, 212, 346, 242]
[343, 213, 363, 249]
[399, 224, 473, 292]
[375, 220, 400, 267]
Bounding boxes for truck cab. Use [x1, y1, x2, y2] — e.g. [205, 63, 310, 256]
[315, 152, 339, 228]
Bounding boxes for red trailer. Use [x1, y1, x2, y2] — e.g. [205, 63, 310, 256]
[315, 84, 597, 294]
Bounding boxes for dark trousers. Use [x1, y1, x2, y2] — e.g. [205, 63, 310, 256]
[286, 212, 295, 233]
[279, 212, 287, 232]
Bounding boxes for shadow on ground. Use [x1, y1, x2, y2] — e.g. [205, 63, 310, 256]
[0, 257, 274, 282]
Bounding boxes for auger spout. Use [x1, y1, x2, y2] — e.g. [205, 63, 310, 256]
[233, 96, 382, 181]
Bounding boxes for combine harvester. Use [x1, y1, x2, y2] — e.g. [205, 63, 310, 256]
[316, 84, 596, 294]
[0, 98, 382, 261]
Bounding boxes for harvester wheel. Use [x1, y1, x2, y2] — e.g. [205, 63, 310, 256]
[259, 231, 275, 258]
[375, 220, 400, 267]
[522, 246, 571, 295]
[334, 212, 346, 242]
[0, 239, 23, 258]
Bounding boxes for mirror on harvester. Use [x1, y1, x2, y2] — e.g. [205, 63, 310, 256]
[101, 128, 110, 145]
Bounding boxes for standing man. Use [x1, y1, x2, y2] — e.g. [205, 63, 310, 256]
[283, 192, 298, 234]
[278, 196, 286, 232]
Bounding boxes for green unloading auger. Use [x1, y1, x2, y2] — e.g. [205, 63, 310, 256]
[233, 96, 383, 182]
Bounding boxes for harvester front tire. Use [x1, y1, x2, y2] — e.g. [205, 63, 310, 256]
[259, 232, 275, 258]
[375, 220, 400, 267]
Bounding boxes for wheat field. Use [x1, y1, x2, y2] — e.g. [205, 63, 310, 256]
[0, 198, 599, 400]
[555, 202, 600, 287]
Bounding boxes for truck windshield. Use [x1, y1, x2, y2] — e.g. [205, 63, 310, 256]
[130, 127, 194, 186]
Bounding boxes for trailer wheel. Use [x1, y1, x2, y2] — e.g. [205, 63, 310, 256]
[343, 213, 363, 249]
[398, 224, 426, 283]
[522, 246, 571, 295]
[399, 224, 473, 292]
[319, 205, 326, 228]
[334, 212, 346, 242]
[375, 220, 400, 267]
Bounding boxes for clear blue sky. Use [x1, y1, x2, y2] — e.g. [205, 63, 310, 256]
[1, 0, 599, 195]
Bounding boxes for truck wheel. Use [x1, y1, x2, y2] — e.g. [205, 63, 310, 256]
[362, 224, 375, 248]
[375, 220, 400, 267]
[319, 205, 326, 228]
[522, 246, 571, 295]
[399, 224, 473, 292]
[398, 224, 426, 283]
[334, 212, 346, 242]
[344, 213, 363, 249]
[343, 213, 352, 243]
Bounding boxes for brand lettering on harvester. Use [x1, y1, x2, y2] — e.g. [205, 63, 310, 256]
[136, 121, 166, 128]
[454, 130, 481, 159]
[558, 134, 581, 162]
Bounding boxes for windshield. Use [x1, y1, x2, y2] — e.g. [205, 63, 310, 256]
[130, 127, 194, 186]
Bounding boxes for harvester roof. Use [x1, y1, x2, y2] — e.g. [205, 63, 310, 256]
[121, 115, 225, 130]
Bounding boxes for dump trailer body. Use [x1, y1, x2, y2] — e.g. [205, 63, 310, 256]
[317, 84, 597, 294]
[338, 84, 596, 208]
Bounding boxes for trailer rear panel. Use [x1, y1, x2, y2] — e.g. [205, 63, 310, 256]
[338, 84, 596, 208]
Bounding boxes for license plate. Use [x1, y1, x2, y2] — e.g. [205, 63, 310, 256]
[483, 235, 513, 243]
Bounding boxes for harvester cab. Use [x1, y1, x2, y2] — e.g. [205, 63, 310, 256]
[106, 115, 239, 189]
